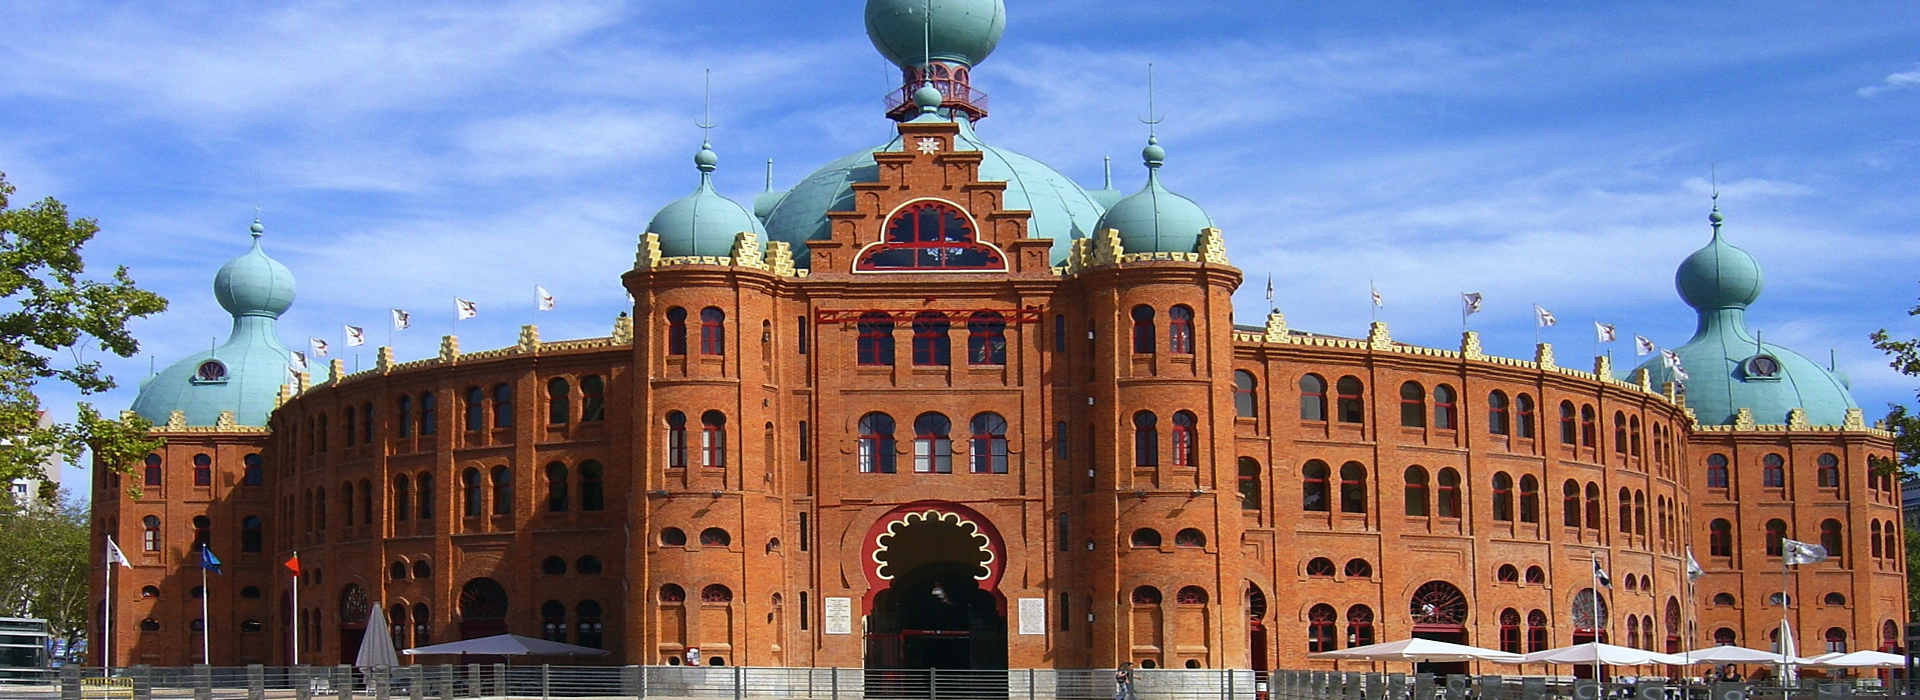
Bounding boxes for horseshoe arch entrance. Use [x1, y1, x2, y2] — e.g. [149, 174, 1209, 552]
[861, 504, 1008, 673]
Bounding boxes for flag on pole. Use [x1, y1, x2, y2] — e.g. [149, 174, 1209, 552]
[537, 286, 556, 311]
[1661, 348, 1690, 381]
[1634, 335, 1656, 356]
[309, 338, 329, 358]
[1685, 547, 1705, 583]
[1370, 282, 1382, 309]
[1593, 559, 1612, 588]
[1595, 322, 1617, 343]
[456, 298, 478, 320]
[1461, 292, 1483, 316]
[1534, 305, 1557, 327]
[106, 538, 132, 569]
[1782, 538, 1830, 565]
[198, 545, 223, 575]
[288, 351, 308, 373]
[391, 309, 411, 331]
[344, 325, 366, 347]
[1264, 275, 1273, 305]
[284, 553, 300, 576]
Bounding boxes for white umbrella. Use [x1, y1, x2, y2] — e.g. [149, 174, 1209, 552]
[1309, 638, 1524, 663]
[354, 604, 400, 669]
[1798, 652, 1844, 665]
[1674, 646, 1797, 664]
[1804, 650, 1908, 668]
[1508, 642, 1692, 666]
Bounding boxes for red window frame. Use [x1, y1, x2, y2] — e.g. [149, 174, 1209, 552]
[965, 312, 1006, 365]
[665, 412, 687, 468]
[911, 312, 949, 366]
[1169, 411, 1196, 467]
[856, 200, 1003, 271]
[1167, 305, 1193, 354]
[700, 411, 726, 467]
[699, 308, 725, 355]
[857, 312, 895, 366]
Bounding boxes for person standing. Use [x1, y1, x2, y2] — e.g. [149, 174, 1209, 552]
[1114, 662, 1137, 700]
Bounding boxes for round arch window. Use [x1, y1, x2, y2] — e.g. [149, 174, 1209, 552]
[196, 361, 227, 381]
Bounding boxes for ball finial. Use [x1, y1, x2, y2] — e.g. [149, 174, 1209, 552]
[912, 84, 944, 112]
[1142, 135, 1165, 169]
[865, 0, 1006, 68]
[249, 219, 265, 237]
[694, 142, 719, 173]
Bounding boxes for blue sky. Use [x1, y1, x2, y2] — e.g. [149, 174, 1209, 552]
[4, 1, 1920, 487]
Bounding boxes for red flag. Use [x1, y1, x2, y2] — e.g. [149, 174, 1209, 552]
[284, 553, 300, 576]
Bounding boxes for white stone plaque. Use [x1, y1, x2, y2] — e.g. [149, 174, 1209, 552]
[824, 597, 852, 635]
[1017, 597, 1045, 635]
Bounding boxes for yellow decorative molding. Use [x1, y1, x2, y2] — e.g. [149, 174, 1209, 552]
[376, 346, 393, 373]
[1460, 331, 1483, 360]
[731, 231, 767, 270]
[440, 335, 460, 363]
[1196, 227, 1229, 265]
[1534, 343, 1555, 370]
[517, 325, 540, 353]
[1264, 310, 1288, 342]
[327, 359, 344, 385]
[767, 241, 795, 277]
[215, 410, 236, 431]
[1367, 321, 1392, 350]
[1844, 408, 1865, 430]
[1090, 229, 1124, 268]
[166, 410, 186, 430]
[612, 314, 633, 345]
[637, 232, 662, 268]
[1787, 408, 1809, 430]
[1733, 407, 1755, 430]
[1593, 355, 1611, 378]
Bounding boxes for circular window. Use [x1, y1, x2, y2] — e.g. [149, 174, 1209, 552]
[196, 361, 227, 381]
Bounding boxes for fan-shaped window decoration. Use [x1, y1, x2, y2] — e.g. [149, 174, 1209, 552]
[1487, 391, 1510, 435]
[413, 561, 431, 579]
[1339, 462, 1367, 513]
[1307, 604, 1337, 652]
[1305, 557, 1336, 578]
[1234, 370, 1259, 418]
[1525, 566, 1545, 584]
[659, 584, 686, 603]
[661, 528, 688, 547]
[700, 528, 732, 547]
[1130, 586, 1162, 605]
[1518, 475, 1540, 523]
[966, 311, 1007, 365]
[1175, 586, 1208, 605]
[1345, 605, 1376, 648]
[1817, 453, 1840, 488]
[969, 412, 1008, 474]
[912, 413, 953, 473]
[576, 556, 603, 575]
[1174, 528, 1206, 548]
[196, 360, 227, 382]
[858, 200, 1002, 271]
[858, 412, 897, 474]
[1498, 608, 1523, 653]
[340, 584, 371, 625]
[1399, 382, 1426, 428]
[1335, 376, 1365, 423]
[701, 584, 733, 604]
[1711, 593, 1736, 607]
[1527, 610, 1549, 652]
[1302, 460, 1331, 512]
[1298, 374, 1326, 421]
[1410, 581, 1468, 629]
[540, 600, 568, 642]
[1496, 564, 1519, 582]
[1344, 559, 1372, 578]
[1167, 306, 1194, 354]
[1246, 585, 1268, 620]
[1745, 355, 1781, 379]
[1570, 588, 1608, 631]
[1762, 453, 1786, 488]
[1823, 592, 1847, 606]
[542, 557, 566, 575]
[1130, 528, 1162, 548]
[1714, 628, 1737, 646]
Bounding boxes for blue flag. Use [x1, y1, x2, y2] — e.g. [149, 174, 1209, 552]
[199, 545, 223, 575]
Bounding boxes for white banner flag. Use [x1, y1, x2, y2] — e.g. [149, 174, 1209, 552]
[344, 325, 365, 347]
[1595, 322, 1616, 343]
[309, 338, 329, 358]
[1534, 305, 1557, 327]
[106, 537, 132, 568]
[1685, 546, 1705, 583]
[1634, 335, 1656, 356]
[1461, 292, 1483, 316]
[391, 309, 411, 331]
[456, 298, 478, 320]
[1782, 538, 1829, 566]
[288, 351, 308, 373]
[1661, 348, 1690, 381]
[1370, 282, 1382, 309]
[537, 286, 555, 311]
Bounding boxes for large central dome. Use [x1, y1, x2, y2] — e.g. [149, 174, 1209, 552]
[761, 119, 1104, 267]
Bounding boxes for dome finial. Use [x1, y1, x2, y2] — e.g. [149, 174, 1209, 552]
[249, 217, 264, 239]
[1138, 65, 1165, 172]
[1708, 165, 1724, 233]
[693, 69, 720, 175]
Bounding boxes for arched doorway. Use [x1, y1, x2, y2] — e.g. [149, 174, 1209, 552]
[459, 578, 509, 639]
[1408, 581, 1469, 676]
[1570, 588, 1610, 679]
[338, 585, 370, 665]
[861, 505, 1007, 673]
[1245, 584, 1269, 672]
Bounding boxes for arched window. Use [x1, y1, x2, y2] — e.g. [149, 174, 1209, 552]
[341, 483, 355, 526]
[1302, 461, 1330, 512]
[1335, 376, 1365, 424]
[1130, 305, 1156, 354]
[1613, 412, 1628, 456]
[1496, 565, 1519, 582]
[1432, 385, 1457, 430]
[1130, 528, 1162, 548]
[397, 396, 413, 438]
[1826, 628, 1849, 654]
[491, 383, 513, 429]
[1525, 566, 1546, 584]
[576, 600, 604, 648]
[1824, 592, 1847, 607]
[856, 312, 894, 366]
[1515, 394, 1536, 439]
[660, 528, 687, 547]
[419, 392, 437, 435]
[1499, 608, 1522, 653]
[360, 478, 373, 525]
[966, 311, 1006, 365]
[1886, 621, 1901, 650]
[1237, 458, 1261, 511]
[490, 466, 513, 515]
[1131, 586, 1161, 605]
[1487, 391, 1510, 435]
[242, 454, 262, 486]
[1628, 416, 1642, 457]
[345, 409, 356, 447]
[700, 527, 731, 547]
[1409, 581, 1469, 628]
[414, 561, 431, 579]
[1627, 616, 1641, 649]
[1403, 466, 1429, 517]
[1762, 453, 1786, 488]
[1167, 306, 1194, 354]
[1873, 521, 1884, 558]
[141, 515, 161, 551]
[1559, 401, 1577, 445]
[1307, 604, 1337, 652]
[700, 411, 726, 467]
[547, 378, 570, 425]
[1712, 592, 1736, 607]
[1633, 491, 1647, 536]
[1399, 382, 1426, 428]
[911, 312, 950, 366]
[1584, 482, 1601, 530]
[1618, 488, 1633, 534]
[1491, 473, 1513, 521]
[579, 461, 604, 511]
[1817, 453, 1840, 488]
[1132, 411, 1158, 467]
[542, 557, 566, 575]
[464, 387, 485, 431]
[1233, 370, 1258, 418]
[362, 403, 374, 443]
[1435, 468, 1461, 518]
[1170, 411, 1198, 467]
[968, 413, 1008, 474]
[462, 468, 483, 517]
[1765, 519, 1788, 557]
[858, 413, 897, 474]
[193, 453, 212, 486]
[417, 473, 434, 520]
[1345, 605, 1376, 648]
[1707, 453, 1729, 488]
[912, 413, 952, 474]
[143, 454, 162, 486]
[664, 412, 688, 468]
[701, 585, 734, 604]
[1579, 405, 1596, 447]
[1339, 462, 1367, 514]
[1821, 519, 1844, 565]
[545, 463, 568, 512]
[666, 308, 688, 356]
[1527, 610, 1549, 652]
[1714, 628, 1737, 646]
[240, 516, 262, 552]
[659, 584, 686, 603]
[1298, 374, 1326, 421]
[393, 476, 411, 522]
[578, 376, 604, 422]
[1174, 528, 1206, 548]
[541, 600, 567, 642]
[858, 200, 1001, 270]
[1518, 475, 1540, 523]
[1710, 519, 1733, 557]
[699, 307, 725, 355]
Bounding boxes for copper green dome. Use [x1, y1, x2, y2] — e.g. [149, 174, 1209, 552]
[866, 0, 1005, 68]
[1093, 136, 1215, 255]
[1675, 206, 1762, 310]
[647, 143, 767, 258]
[213, 219, 296, 318]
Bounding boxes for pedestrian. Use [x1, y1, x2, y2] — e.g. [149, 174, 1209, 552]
[1114, 662, 1137, 700]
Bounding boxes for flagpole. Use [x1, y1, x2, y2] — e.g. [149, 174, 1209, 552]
[1780, 553, 1791, 683]
[1591, 551, 1603, 684]
[201, 558, 211, 664]
[103, 546, 113, 671]
[291, 551, 300, 666]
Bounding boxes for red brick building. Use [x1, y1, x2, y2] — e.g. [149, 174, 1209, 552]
[92, 0, 1903, 673]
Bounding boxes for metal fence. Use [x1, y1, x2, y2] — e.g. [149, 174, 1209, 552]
[1263, 669, 1909, 700]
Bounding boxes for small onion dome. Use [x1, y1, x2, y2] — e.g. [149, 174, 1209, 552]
[647, 142, 768, 258]
[1675, 205, 1762, 311]
[1093, 136, 1215, 255]
[866, 0, 1005, 68]
[213, 218, 297, 318]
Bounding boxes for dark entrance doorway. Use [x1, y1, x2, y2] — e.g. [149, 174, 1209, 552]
[338, 584, 370, 665]
[1408, 581, 1471, 677]
[862, 508, 1007, 697]
[459, 578, 510, 639]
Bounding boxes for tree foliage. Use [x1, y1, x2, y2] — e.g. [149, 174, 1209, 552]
[0, 173, 167, 484]
[0, 491, 90, 648]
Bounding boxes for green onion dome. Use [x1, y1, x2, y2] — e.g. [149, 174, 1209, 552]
[866, 0, 1006, 68]
[1092, 136, 1215, 255]
[647, 143, 768, 258]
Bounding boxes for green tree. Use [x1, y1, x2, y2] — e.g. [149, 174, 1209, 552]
[0, 172, 167, 486]
[0, 491, 91, 650]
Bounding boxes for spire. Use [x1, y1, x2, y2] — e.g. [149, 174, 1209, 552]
[1103, 156, 1113, 189]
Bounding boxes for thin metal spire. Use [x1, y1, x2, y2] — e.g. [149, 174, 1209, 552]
[922, 0, 932, 86]
[695, 69, 717, 144]
[1103, 156, 1112, 188]
[1139, 63, 1162, 136]
[764, 159, 774, 191]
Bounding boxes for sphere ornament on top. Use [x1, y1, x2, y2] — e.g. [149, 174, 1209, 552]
[646, 142, 768, 259]
[1094, 136, 1216, 255]
[866, 0, 1006, 68]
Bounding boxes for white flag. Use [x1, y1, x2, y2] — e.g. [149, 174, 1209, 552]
[309, 338, 329, 358]
[1634, 335, 1656, 356]
[1782, 538, 1829, 566]
[1264, 275, 1273, 304]
[1370, 282, 1382, 309]
[537, 286, 555, 311]
[456, 298, 478, 320]
[1661, 348, 1690, 381]
[1593, 559, 1612, 589]
[625, 290, 635, 304]
[106, 537, 132, 569]
[1534, 305, 1557, 327]
[1462, 292, 1483, 316]
[1685, 546, 1705, 583]
[1595, 322, 1617, 343]
[391, 309, 411, 331]
[288, 351, 308, 373]
[344, 325, 365, 347]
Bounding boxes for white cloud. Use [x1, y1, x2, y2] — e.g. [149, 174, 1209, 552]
[1858, 66, 1920, 97]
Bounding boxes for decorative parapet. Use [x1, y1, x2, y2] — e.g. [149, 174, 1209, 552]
[1090, 229, 1124, 268]
[1197, 227, 1229, 264]
[612, 314, 633, 345]
[730, 231, 767, 270]
[1264, 310, 1288, 342]
[1787, 408, 1809, 430]
[636, 232, 662, 268]
[1534, 343, 1555, 370]
[1366, 322, 1392, 351]
[1633, 368, 1650, 392]
[376, 346, 394, 373]
[167, 410, 186, 430]
[1593, 355, 1611, 379]
[1681, 407, 1697, 425]
[1116, 251, 1202, 263]
[1733, 407, 1755, 430]
[440, 335, 460, 363]
[767, 241, 796, 277]
[1844, 408, 1865, 430]
[215, 410, 236, 431]
[517, 325, 540, 353]
[295, 371, 310, 394]
[1460, 331, 1483, 360]
[327, 359, 345, 385]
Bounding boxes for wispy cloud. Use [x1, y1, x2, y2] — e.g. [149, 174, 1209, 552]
[1858, 65, 1920, 97]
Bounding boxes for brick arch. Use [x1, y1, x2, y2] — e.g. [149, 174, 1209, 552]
[859, 501, 1007, 615]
